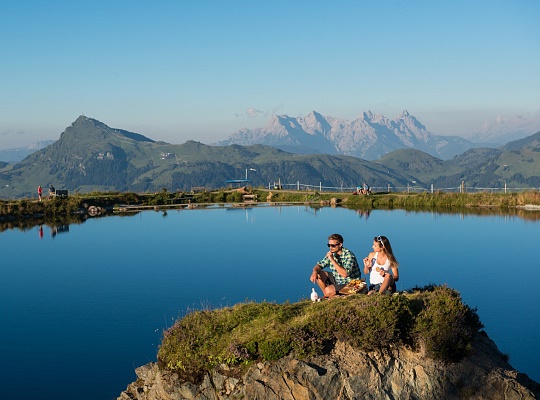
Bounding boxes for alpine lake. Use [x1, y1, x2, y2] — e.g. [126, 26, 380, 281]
[1, 204, 539, 400]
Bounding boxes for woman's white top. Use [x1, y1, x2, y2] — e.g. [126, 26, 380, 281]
[369, 252, 390, 285]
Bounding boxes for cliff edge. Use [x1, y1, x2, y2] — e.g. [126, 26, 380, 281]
[118, 332, 539, 400]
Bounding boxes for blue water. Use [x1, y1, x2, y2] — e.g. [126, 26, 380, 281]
[1, 205, 539, 399]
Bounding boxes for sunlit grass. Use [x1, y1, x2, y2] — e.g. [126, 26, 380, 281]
[158, 285, 484, 383]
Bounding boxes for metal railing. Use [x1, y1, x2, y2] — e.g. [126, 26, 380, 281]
[267, 181, 539, 194]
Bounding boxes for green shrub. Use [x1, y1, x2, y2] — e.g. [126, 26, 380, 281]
[211, 191, 228, 203]
[287, 326, 325, 357]
[414, 286, 483, 361]
[304, 294, 413, 351]
[157, 302, 289, 381]
[226, 192, 243, 202]
[259, 337, 292, 360]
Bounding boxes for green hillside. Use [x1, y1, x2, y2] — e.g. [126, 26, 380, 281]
[376, 135, 540, 189]
[1, 117, 539, 200]
[375, 149, 458, 184]
[0, 116, 412, 199]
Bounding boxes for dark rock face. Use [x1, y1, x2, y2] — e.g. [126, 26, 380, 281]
[118, 334, 539, 400]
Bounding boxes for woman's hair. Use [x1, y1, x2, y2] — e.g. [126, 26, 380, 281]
[374, 235, 399, 269]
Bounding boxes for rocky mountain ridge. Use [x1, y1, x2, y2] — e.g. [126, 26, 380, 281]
[3, 111, 540, 164]
[118, 334, 539, 400]
[219, 110, 476, 160]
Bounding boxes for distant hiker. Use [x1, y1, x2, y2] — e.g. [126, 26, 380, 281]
[48, 184, 55, 199]
[362, 235, 399, 295]
[37, 185, 42, 201]
[362, 182, 371, 195]
[309, 233, 361, 298]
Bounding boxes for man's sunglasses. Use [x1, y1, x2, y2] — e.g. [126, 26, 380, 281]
[327, 243, 341, 248]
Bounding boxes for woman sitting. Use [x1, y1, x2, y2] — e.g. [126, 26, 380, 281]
[362, 235, 399, 295]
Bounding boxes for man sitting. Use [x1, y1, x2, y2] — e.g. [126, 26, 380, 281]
[309, 233, 361, 298]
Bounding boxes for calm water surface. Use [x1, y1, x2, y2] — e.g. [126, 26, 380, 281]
[1, 205, 539, 399]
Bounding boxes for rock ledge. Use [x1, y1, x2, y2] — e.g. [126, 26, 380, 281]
[118, 332, 539, 400]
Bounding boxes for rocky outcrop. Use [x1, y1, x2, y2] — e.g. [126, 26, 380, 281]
[118, 332, 539, 400]
[218, 110, 476, 160]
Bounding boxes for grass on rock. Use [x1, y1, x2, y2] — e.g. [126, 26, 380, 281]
[157, 285, 484, 383]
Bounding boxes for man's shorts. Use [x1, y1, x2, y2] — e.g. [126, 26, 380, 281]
[325, 273, 346, 292]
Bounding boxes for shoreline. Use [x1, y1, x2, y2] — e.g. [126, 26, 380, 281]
[1, 190, 540, 225]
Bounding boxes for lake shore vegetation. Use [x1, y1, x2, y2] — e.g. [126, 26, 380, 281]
[1, 189, 539, 227]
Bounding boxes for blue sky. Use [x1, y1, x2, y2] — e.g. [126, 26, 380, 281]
[1, 0, 539, 148]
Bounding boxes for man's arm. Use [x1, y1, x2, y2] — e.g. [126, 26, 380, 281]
[333, 251, 356, 278]
[310, 263, 322, 283]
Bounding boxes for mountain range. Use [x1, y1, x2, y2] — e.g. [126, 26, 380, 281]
[1, 115, 539, 199]
[3, 110, 539, 163]
[0, 140, 55, 163]
[469, 112, 540, 144]
[219, 110, 476, 160]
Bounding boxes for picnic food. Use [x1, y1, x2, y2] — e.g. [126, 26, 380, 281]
[339, 279, 367, 294]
